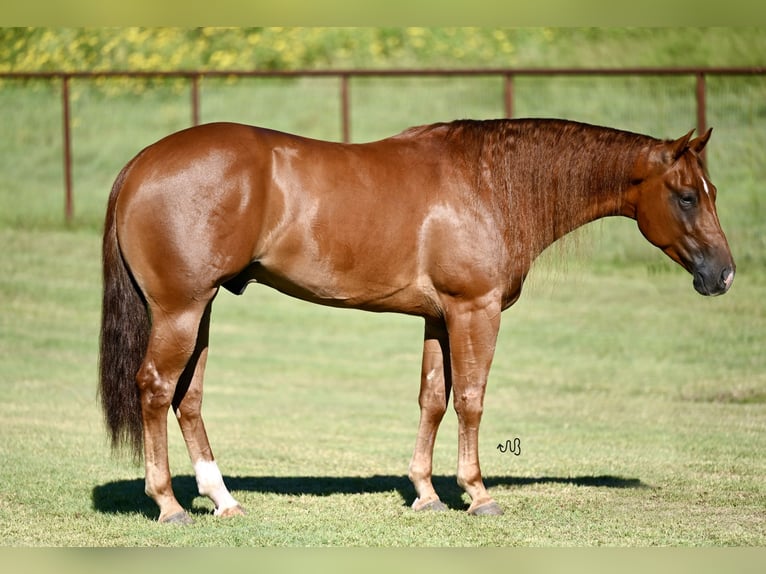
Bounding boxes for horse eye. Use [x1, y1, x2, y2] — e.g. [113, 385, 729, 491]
[678, 192, 697, 210]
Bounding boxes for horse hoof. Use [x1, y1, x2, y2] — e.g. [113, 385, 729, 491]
[161, 511, 194, 525]
[217, 504, 246, 518]
[468, 501, 503, 516]
[412, 498, 448, 512]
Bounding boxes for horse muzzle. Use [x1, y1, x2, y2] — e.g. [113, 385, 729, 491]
[692, 263, 735, 296]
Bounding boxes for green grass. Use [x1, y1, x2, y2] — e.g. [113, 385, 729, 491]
[1, 28, 765, 546]
[1, 227, 764, 546]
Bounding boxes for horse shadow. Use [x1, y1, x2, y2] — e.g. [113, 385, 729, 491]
[91, 473, 650, 519]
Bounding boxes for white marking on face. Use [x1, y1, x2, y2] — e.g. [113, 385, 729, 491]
[701, 177, 711, 197]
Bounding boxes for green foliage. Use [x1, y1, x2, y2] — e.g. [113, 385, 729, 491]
[3, 28, 766, 75]
[0, 27, 525, 75]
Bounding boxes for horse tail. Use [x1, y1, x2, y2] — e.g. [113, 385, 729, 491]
[98, 160, 148, 461]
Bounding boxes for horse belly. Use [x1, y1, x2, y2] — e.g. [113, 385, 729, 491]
[253, 228, 431, 314]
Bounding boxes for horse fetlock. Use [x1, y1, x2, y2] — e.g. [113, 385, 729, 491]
[407, 460, 430, 483]
[193, 460, 240, 513]
[456, 468, 482, 492]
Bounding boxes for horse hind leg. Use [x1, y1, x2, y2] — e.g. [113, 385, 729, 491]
[408, 320, 451, 512]
[136, 292, 219, 524]
[172, 299, 244, 518]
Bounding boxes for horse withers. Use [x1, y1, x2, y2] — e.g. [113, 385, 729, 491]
[99, 119, 734, 523]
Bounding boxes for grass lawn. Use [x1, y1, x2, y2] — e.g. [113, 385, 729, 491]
[0, 225, 764, 546]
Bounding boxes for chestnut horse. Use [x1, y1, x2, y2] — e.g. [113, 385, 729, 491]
[99, 119, 734, 523]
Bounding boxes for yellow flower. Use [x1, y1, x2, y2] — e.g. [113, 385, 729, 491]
[369, 40, 383, 56]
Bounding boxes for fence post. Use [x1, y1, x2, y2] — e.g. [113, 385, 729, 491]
[191, 74, 201, 126]
[504, 73, 514, 118]
[695, 72, 707, 163]
[61, 74, 73, 223]
[341, 74, 350, 143]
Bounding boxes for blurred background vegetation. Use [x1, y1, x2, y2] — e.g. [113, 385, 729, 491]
[2, 27, 766, 76]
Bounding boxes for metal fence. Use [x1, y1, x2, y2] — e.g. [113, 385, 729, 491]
[2, 66, 764, 223]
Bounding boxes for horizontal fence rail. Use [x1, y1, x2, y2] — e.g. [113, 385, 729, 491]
[2, 66, 765, 223]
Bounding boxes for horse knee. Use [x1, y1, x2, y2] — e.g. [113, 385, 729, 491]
[419, 385, 449, 418]
[453, 391, 484, 424]
[420, 402, 448, 426]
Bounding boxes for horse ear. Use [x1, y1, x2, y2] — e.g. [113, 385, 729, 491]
[652, 130, 694, 166]
[668, 129, 695, 162]
[689, 127, 712, 154]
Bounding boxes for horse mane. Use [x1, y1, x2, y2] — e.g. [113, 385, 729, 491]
[430, 119, 657, 267]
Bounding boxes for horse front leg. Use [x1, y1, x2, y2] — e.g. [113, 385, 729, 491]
[409, 320, 452, 511]
[173, 299, 244, 518]
[446, 297, 504, 516]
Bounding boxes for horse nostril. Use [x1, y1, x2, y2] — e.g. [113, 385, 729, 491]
[721, 267, 735, 291]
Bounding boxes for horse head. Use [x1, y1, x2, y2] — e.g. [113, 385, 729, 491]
[627, 128, 735, 296]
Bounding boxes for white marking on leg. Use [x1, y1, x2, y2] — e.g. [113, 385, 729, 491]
[193, 460, 240, 515]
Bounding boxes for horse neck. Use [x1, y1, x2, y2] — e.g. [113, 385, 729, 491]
[481, 122, 650, 264]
